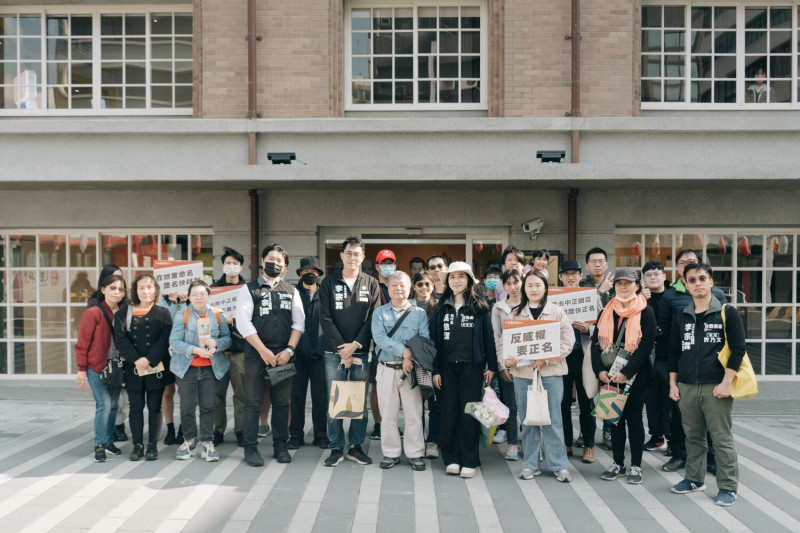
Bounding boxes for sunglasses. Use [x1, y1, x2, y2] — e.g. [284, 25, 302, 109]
[428, 263, 445, 270]
[685, 275, 709, 284]
[415, 282, 432, 287]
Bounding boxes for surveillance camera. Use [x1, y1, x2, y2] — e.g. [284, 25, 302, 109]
[521, 218, 544, 234]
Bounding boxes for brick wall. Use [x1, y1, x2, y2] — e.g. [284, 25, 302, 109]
[503, 0, 571, 117]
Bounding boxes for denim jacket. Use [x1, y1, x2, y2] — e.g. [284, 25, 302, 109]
[169, 305, 232, 380]
[371, 302, 430, 362]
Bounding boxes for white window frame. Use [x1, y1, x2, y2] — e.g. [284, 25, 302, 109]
[0, 229, 213, 377]
[615, 228, 800, 379]
[0, 5, 192, 116]
[345, 0, 488, 111]
[641, 1, 799, 110]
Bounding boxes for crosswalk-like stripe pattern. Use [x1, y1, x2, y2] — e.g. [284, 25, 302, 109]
[0, 401, 798, 532]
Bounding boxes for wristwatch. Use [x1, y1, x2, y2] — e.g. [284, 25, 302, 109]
[285, 346, 295, 357]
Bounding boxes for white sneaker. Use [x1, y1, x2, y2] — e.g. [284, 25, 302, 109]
[554, 469, 572, 483]
[492, 429, 507, 444]
[176, 439, 197, 460]
[200, 441, 219, 462]
[446, 463, 461, 475]
[460, 467, 478, 479]
[425, 442, 440, 459]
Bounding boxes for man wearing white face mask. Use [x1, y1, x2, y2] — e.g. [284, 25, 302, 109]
[212, 247, 248, 447]
[370, 249, 397, 440]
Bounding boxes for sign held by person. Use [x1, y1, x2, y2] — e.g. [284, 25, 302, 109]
[548, 287, 598, 323]
[503, 319, 560, 363]
[153, 260, 203, 295]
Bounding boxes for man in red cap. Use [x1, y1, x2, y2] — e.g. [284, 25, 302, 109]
[370, 249, 397, 440]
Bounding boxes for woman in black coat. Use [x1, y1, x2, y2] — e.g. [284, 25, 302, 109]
[115, 273, 173, 461]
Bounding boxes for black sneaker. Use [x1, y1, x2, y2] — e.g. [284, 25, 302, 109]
[94, 445, 107, 463]
[145, 443, 158, 461]
[312, 437, 330, 449]
[662, 456, 686, 472]
[324, 449, 344, 467]
[114, 424, 128, 442]
[244, 447, 265, 467]
[287, 437, 304, 450]
[645, 436, 666, 451]
[273, 448, 292, 464]
[347, 445, 372, 465]
[380, 456, 401, 469]
[130, 443, 144, 461]
[409, 457, 426, 471]
[236, 431, 244, 447]
[664, 445, 673, 457]
[601, 463, 626, 481]
[370, 423, 381, 440]
[164, 425, 177, 445]
[105, 443, 122, 456]
[213, 431, 224, 446]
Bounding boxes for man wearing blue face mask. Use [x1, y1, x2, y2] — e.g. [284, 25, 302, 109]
[483, 266, 502, 308]
[370, 249, 398, 440]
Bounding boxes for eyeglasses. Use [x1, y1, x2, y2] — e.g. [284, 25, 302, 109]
[587, 259, 607, 265]
[107, 287, 126, 293]
[428, 263, 446, 270]
[342, 251, 363, 258]
[685, 275, 709, 284]
[677, 259, 698, 267]
[189, 292, 209, 298]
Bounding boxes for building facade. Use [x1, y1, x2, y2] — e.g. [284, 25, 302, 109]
[1, 0, 799, 391]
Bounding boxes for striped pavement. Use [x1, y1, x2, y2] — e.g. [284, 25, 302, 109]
[0, 400, 798, 533]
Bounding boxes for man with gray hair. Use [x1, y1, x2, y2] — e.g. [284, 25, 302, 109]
[371, 270, 430, 471]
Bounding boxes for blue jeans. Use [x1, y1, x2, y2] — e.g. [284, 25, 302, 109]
[324, 352, 368, 450]
[87, 369, 121, 447]
[514, 374, 568, 472]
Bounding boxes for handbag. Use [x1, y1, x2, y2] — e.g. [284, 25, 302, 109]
[523, 369, 551, 426]
[98, 305, 124, 388]
[719, 304, 758, 400]
[134, 361, 165, 377]
[328, 371, 367, 419]
[265, 362, 297, 386]
[592, 378, 635, 425]
[600, 319, 630, 369]
[581, 329, 600, 398]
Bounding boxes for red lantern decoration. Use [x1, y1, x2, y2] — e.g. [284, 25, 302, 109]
[652, 235, 661, 256]
[739, 236, 751, 256]
[718, 236, 727, 256]
[632, 241, 642, 257]
[474, 241, 484, 253]
[772, 236, 780, 254]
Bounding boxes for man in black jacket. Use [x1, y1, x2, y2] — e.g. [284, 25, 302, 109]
[212, 247, 248, 447]
[642, 261, 670, 454]
[319, 236, 381, 467]
[288, 256, 329, 450]
[659, 249, 727, 473]
[668, 262, 744, 507]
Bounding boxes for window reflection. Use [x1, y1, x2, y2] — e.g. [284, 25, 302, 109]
[765, 343, 792, 374]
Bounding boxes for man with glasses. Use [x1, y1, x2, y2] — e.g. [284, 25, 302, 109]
[426, 255, 449, 299]
[668, 262, 744, 507]
[319, 236, 381, 467]
[659, 249, 727, 474]
[580, 247, 614, 308]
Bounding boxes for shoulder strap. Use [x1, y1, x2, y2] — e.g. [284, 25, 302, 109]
[721, 303, 729, 340]
[126, 305, 133, 331]
[184, 306, 222, 327]
[386, 306, 414, 339]
[98, 304, 117, 348]
[613, 318, 627, 349]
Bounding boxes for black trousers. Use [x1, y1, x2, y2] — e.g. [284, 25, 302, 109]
[611, 385, 646, 468]
[242, 353, 292, 450]
[561, 355, 596, 448]
[289, 355, 328, 442]
[128, 387, 164, 445]
[439, 361, 484, 469]
[646, 359, 672, 438]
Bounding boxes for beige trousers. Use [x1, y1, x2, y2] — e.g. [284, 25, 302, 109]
[376, 363, 425, 459]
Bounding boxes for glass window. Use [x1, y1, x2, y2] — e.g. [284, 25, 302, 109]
[13, 341, 36, 373]
[41, 306, 67, 339]
[41, 341, 67, 373]
[10, 235, 36, 267]
[1, 9, 192, 113]
[349, 4, 485, 108]
[706, 233, 733, 267]
[765, 342, 792, 374]
[70, 234, 96, 267]
[0, 342, 6, 374]
[614, 233, 642, 268]
[746, 342, 762, 374]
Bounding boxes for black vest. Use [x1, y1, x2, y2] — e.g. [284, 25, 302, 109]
[247, 279, 295, 350]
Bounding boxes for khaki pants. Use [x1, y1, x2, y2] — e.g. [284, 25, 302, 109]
[678, 383, 738, 491]
[376, 363, 425, 459]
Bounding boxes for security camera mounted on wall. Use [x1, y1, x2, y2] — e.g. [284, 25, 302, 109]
[521, 218, 544, 240]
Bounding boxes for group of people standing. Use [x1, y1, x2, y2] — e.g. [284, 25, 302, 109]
[74, 238, 745, 506]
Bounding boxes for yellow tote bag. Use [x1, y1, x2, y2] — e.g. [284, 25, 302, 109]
[719, 304, 758, 400]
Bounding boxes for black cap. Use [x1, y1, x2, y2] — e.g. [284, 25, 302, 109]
[296, 256, 324, 276]
[559, 259, 581, 274]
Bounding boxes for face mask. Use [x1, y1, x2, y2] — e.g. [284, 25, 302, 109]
[301, 272, 319, 285]
[263, 261, 283, 278]
[615, 292, 638, 303]
[223, 263, 241, 277]
[379, 264, 396, 278]
[484, 279, 499, 291]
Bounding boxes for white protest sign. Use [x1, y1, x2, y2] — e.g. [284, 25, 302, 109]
[153, 260, 204, 295]
[209, 284, 242, 317]
[502, 319, 561, 361]
[548, 287, 599, 324]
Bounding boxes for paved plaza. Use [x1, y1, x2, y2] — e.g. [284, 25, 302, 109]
[0, 399, 798, 533]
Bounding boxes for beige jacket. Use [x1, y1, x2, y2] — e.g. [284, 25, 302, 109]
[491, 300, 575, 379]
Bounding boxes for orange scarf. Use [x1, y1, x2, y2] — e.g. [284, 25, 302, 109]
[597, 293, 648, 353]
